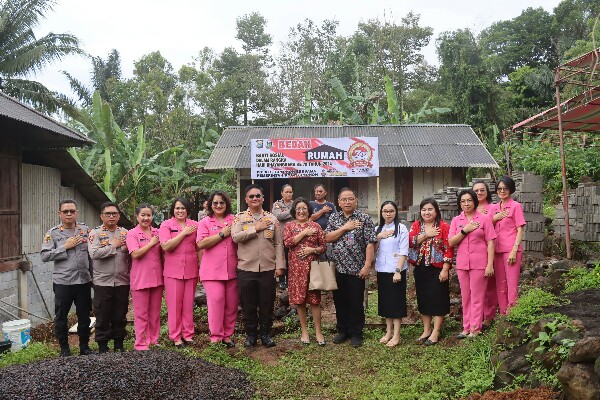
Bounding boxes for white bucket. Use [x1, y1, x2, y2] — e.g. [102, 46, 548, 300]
[2, 319, 31, 352]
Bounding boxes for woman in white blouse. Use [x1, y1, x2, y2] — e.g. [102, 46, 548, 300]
[374, 201, 409, 347]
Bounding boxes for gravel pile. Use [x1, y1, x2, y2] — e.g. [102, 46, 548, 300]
[0, 350, 253, 400]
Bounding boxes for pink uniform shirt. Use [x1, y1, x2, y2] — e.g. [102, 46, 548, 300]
[158, 217, 199, 279]
[449, 211, 497, 270]
[490, 198, 526, 253]
[196, 214, 238, 281]
[126, 225, 163, 291]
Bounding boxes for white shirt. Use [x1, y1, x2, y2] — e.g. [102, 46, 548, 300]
[374, 223, 409, 273]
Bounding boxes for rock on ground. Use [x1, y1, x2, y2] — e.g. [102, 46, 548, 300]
[0, 350, 253, 400]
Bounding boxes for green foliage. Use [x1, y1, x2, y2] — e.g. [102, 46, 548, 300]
[0, 0, 84, 113]
[564, 263, 600, 293]
[505, 288, 562, 328]
[505, 136, 600, 201]
[0, 342, 56, 368]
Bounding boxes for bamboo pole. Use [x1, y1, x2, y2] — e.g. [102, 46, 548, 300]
[555, 69, 572, 259]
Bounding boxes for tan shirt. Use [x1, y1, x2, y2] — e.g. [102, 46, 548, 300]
[231, 210, 285, 272]
[88, 225, 131, 286]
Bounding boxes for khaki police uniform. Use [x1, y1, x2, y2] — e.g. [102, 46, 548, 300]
[88, 225, 131, 345]
[40, 222, 92, 348]
[232, 210, 285, 337]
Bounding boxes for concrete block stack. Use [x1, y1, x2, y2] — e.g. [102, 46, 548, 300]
[406, 173, 545, 262]
[512, 172, 545, 261]
[554, 182, 600, 243]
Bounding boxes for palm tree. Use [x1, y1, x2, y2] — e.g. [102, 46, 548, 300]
[0, 0, 83, 113]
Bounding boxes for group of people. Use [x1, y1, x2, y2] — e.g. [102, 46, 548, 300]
[375, 176, 525, 346]
[40, 176, 525, 356]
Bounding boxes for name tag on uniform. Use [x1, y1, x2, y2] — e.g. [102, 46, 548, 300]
[170, 229, 179, 232]
[211, 226, 218, 230]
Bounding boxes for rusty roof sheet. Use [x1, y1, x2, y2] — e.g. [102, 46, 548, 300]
[205, 125, 498, 169]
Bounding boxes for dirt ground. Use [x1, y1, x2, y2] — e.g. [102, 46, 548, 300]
[462, 387, 560, 400]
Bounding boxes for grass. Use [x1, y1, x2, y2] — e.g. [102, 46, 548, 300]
[198, 323, 496, 400]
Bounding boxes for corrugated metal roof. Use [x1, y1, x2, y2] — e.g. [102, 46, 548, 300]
[205, 125, 498, 169]
[0, 91, 93, 148]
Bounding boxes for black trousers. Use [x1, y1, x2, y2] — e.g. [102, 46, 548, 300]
[53, 283, 92, 347]
[93, 285, 130, 342]
[332, 271, 365, 338]
[237, 270, 276, 335]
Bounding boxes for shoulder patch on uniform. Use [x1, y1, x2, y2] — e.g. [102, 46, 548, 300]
[49, 224, 62, 232]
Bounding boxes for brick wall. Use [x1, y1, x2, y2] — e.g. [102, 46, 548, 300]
[406, 172, 545, 262]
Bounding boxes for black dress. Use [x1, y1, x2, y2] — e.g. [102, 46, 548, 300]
[413, 259, 450, 316]
[377, 270, 407, 318]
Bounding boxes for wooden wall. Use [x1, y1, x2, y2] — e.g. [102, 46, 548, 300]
[0, 137, 21, 271]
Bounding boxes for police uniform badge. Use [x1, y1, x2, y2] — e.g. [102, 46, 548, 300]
[44, 234, 52, 243]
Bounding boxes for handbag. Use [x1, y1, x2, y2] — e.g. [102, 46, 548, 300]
[309, 258, 337, 291]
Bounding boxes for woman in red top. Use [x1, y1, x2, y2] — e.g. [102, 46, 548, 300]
[408, 198, 453, 345]
[283, 197, 326, 346]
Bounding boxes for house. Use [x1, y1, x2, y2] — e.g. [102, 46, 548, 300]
[0, 91, 129, 326]
[204, 125, 498, 216]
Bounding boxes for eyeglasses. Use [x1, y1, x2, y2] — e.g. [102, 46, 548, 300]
[102, 212, 120, 217]
[496, 187, 509, 192]
[460, 199, 474, 204]
[212, 201, 226, 206]
[382, 210, 396, 213]
[60, 210, 77, 214]
[247, 194, 262, 199]
[339, 198, 355, 203]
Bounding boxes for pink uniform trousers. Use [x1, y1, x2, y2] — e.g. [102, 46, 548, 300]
[494, 251, 522, 315]
[483, 276, 498, 321]
[164, 276, 198, 342]
[131, 286, 163, 350]
[457, 269, 487, 333]
[203, 279, 239, 342]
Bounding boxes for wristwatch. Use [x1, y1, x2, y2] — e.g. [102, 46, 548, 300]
[395, 267, 402, 273]
[218, 232, 225, 239]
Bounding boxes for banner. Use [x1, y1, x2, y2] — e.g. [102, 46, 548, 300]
[250, 137, 379, 179]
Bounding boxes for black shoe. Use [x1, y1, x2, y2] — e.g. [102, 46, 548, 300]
[222, 340, 235, 349]
[182, 338, 194, 346]
[351, 336, 363, 348]
[60, 347, 71, 357]
[244, 335, 257, 347]
[332, 332, 349, 344]
[260, 335, 276, 348]
[98, 341, 110, 354]
[114, 339, 125, 353]
[79, 346, 94, 356]
[278, 281, 287, 290]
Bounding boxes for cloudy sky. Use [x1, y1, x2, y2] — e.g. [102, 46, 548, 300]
[34, 0, 562, 95]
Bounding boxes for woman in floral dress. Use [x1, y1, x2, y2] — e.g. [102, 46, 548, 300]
[284, 197, 326, 346]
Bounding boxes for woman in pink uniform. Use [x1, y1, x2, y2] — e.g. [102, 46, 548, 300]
[196, 191, 238, 348]
[449, 190, 496, 338]
[159, 197, 199, 348]
[126, 203, 163, 350]
[491, 176, 526, 315]
[472, 180, 497, 329]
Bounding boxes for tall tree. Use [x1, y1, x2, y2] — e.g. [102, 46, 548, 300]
[63, 49, 122, 106]
[437, 29, 502, 133]
[479, 7, 559, 78]
[276, 19, 340, 120]
[0, 0, 83, 112]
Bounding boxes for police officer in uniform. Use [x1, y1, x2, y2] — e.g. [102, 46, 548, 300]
[88, 202, 131, 353]
[232, 184, 286, 347]
[41, 199, 93, 357]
